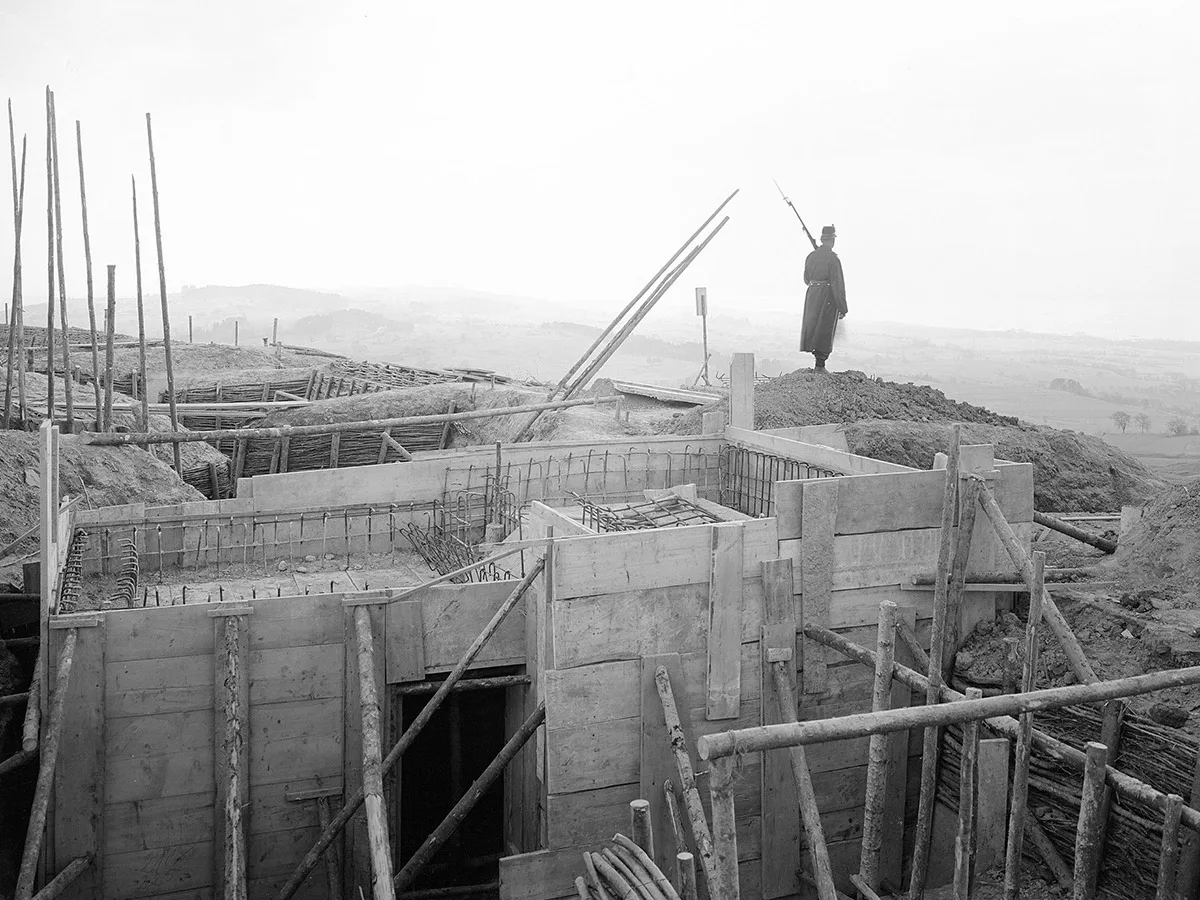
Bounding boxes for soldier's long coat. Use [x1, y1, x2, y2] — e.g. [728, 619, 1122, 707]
[800, 246, 848, 354]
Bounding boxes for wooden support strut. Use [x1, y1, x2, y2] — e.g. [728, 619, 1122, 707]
[218, 614, 248, 900]
[954, 688, 984, 900]
[1159, 794, 1185, 900]
[1033, 510, 1118, 554]
[15, 628, 77, 900]
[22, 653, 40, 752]
[708, 756, 739, 900]
[1073, 741, 1110, 900]
[276, 559, 545, 900]
[354, 606, 396, 898]
[858, 600, 897, 893]
[29, 854, 93, 900]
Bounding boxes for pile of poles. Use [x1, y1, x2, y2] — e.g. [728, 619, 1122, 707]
[511, 190, 738, 442]
[576, 810, 696, 900]
[694, 424, 1200, 900]
[2, 88, 185, 473]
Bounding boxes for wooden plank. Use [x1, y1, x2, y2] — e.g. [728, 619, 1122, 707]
[726, 426, 915, 476]
[53, 619, 106, 900]
[781, 528, 942, 593]
[106, 747, 213, 804]
[248, 644, 343, 706]
[249, 593, 343, 651]
[879, 605, 915, 888]
[976, 737, 1010, 874]
[800, 478, 838, 693]
[729, 352, 755, 429]
[707, 523, 745, 720]
[384, 599, 424, 684]
[103, 842, 213, 899]
[640, 653, 688, 876]
[343, 603, 384, 899]
[105, 604, 215, 662]
[214, 614, 249, 899]
[415, 580, 527, 672]
[105, 794, 214, 856]
[249, 698, 343, 787]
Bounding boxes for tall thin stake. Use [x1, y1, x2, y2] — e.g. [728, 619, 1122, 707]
[75, 121, 102, 427]
[4, 102, 27, 428]
[145, 112, 181, 471]
[103, 266, 115, 430]
[859, 600, 898, 891]
[3, 98, 17, 427]
[44, 87, 54, 419]
[131, 176, 149, 432]
[49, 91, 72, 431]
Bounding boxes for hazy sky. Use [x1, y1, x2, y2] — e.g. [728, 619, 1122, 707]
[2, 1, 1197, 339]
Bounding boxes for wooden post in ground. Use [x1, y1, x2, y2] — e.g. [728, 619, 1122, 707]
[131, 176, 150, 433]
[1158, 794, 1185, 900]
[213, 610, 248, 900]
[1176, 747, 1200, 899]
[273, 317, 280, 358]
[354, 606, 395, 898]
[708, 756, 739, 900]
[103, 266, 116, 431]
[1004, 549, 1046, 900]
[954, 687, 983, 899]
[859, 600, 897, 892]
[630, 800, 653, 856]
[48, 91, 72, 432]
[677, 853, 697, 900]
[75, 121, 102, 428]
[5, 113, 27, 430]
[909, 424, 962, 899]
[145, 112, 182, 472]
[234, 319, 239, 347]
[944, 477, 981, 679]
[44, 87, 55, 420]
[15, 628, 77, 900]
[1073, 741, 1110, 900]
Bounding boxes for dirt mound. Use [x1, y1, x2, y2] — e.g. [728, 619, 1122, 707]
[108, 343, 286, 381]
[171, 366, 319, 393]
[841, 421, 1162, 512]
[669, 369, 1018, 432]
[1118, 484, 1200, 597]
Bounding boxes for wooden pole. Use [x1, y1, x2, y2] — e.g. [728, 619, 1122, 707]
[5, 123, 26, 429]
[897, 618, 930, 673]
[1024, 813, 1073, 890]
[221, 616, 247, 900]
[48, 91, 72, 431]
[3, 101, 18, 428]
[593, 852, 639, 900]
[954, 687, 983, 899]
[83, 395, 621, 446]
[1033, 511, 1117, 554]
[188, 314, 192, 343]
[277, 559, 544, 900]
[770, 663, 839, 900]
[354, 607, 395, 898]
[676, 853, 697, 900]
[1158, 794, 1185, 900]
[15, 628, 77, 900]
[103, 266, 115, 431]
[1072, 741, 1110, 900]
[314, 797, 345, 900]
[604, 846, 662, 900]
[1003, 550, 1046, 900]
[630, 800, 654, 856]
[944, 477, 982, 679]
[75, 121, 102, 427]
[273, 317, 279, 358]
[654, 666, 719, 891]
[131, 175, 149, 433]
[859, 601, 897, 892]
[29, 854, 93, 900]
[583, 852, 614, 900]
[392, 702, 545, 892]
[145, 112, 182, 472]
[976, 481, 1099, 685]
[909, 424, 961, 899]
[234, 319, 238, 347]
[613, 834, 680, 900]
[44, 87, 55, 419]
[21, 652, 39, 752]
[663, 781, 688, 863]
[708, 756, 739, 900]
[697, 665, 1200, 759]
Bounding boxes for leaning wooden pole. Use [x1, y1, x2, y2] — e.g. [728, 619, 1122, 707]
[277, 559, 545, 900]
[48, 92, 72, 431]
[103, 266, 115, 431]
[15, 628, 78, 900]
[654, 666, 720, 892]
[1033, 511, 1117, 555]
[21, 652, 40, 752]
[393, 702, 546, 892]
[976, 481, 1099, 685]
[5, 118, 27, 429]
[708, 756, 739, 900]
[131, 175, 149, 432]
[354, 607, 396, 898]
[954, 687, 984, 900]
[314, 798, 344, 900]
[145, 112, 182, 472]
[75, 121, 102, 427]
[770, 663, 839, 900]
[909, 424, 962, 899]
[1073, 742, 1110, 900]
[1003, 550, 1046, 900]
[221, 616, 247, 900]
[943, 476, 981, 679]
[29, 854, 93, 900]
[859, 601, 898, 892]
[44, 87, 55, 419]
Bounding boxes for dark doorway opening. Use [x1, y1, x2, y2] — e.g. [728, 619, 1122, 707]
[395, 676, 510, 891]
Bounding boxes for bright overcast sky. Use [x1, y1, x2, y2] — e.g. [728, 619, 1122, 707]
[2, 1, 1197, 338]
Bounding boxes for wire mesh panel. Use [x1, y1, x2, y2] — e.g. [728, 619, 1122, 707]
[570, 492, 725, 532]
[718, 445, 842, 517]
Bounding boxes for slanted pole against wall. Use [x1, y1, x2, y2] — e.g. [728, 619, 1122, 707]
[353, 605, 396, 898]
[15, 628, 78, 900]
[910, 425, 962, 899]
[277, 560, 545, 900]
[858, 601, 898, 892]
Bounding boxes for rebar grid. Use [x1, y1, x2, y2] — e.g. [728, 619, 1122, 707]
[718, 445, 842, 517]
[570, 491, 723, 532]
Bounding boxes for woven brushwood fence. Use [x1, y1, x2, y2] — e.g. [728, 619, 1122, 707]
[938, 704, 1196, 900]
[166, 372, 319, 404]
[327, 359, 464, 388]
[228, 424, 448, 481]
[181, 456, 234, 500]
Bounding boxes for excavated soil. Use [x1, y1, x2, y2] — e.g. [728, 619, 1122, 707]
[1117, 483, 1200, 603]
[105, 343, 287, 382]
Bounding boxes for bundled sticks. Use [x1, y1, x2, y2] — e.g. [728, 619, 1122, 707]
[512, 190, 738, 442]
[579, 831, 686, 900]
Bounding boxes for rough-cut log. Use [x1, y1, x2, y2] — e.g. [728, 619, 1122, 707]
[770, 663, 839, 900]
[392, 674, 530, 696]
[222, 616, 248, 900]
[30, 854, 93, 900]
[354, 607, 395, 898]
[278, 560, 544, 900]
[1073, 742, 1110, 900]
[708, 756, 739, 900]
[954, 688, 983, 899]
[1025, 813, 1073, 890]
[944, 477, 981, 677]
[859, 600, 897, 892]
[630, 801, 654, 857]
[613, 833, 681, 900]
[1004, 551, 1046, 900]
[1034, 510, 1117, 554]
[1158, 794, 1184, 900]
[392, 703, 545, 892]
[16, 628, 77, 900]
[897, 619, 930, 673]
[583, 851, 615, 900]
[606, 845, 666, 900]
[83, 396, 620, 446]
[910, 424, 961, 900]
[676, 853, 697, 900]
[592, 851, 638, 900]
[654, 667, 719, 892]
[0, 748, 36, 777]
[976, 480, 1099, 685]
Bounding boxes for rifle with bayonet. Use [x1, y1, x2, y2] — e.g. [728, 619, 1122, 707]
[772, 178, 818, 250]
